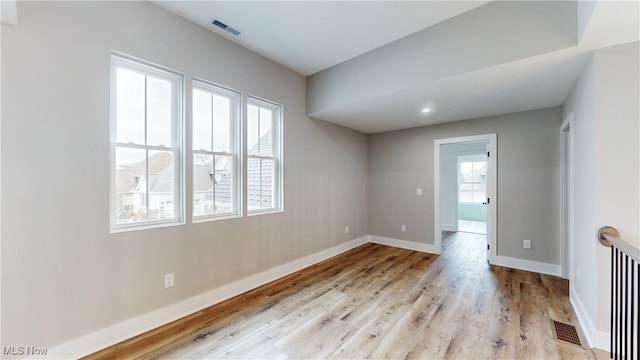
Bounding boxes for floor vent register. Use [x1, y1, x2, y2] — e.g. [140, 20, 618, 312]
[551, 320, 582, 347]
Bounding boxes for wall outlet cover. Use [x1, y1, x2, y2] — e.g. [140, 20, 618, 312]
[164, 273, 175, 288]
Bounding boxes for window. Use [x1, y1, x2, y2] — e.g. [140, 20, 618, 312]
[110, 54, 183, 231]
[459, 158, 486, 203]
[192, 80, 241, 220]
[246, 97, 282, 213]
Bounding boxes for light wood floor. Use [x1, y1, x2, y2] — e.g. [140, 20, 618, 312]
[85, 233, 595, 359]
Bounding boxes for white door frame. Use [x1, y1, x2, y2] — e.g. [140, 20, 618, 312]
[560, 113, 574, 280]
[434, 133, 497, 263]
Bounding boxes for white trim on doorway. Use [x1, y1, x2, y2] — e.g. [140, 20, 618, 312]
[560, 113, 575, 280]
[434, 134, 497, 263]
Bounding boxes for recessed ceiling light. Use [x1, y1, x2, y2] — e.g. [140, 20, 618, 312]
[421, 107, 431, 113]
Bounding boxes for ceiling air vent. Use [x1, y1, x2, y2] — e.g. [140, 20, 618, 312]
[211, 19, 241, 36]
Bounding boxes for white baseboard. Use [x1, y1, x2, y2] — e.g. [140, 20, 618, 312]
[46, 236, 580, 359]
[492, 255, 561, 276]
[47, 236, 369, 359]
[368, 235, 439, 254]
[593, 328, 609, 351]
[570, 286, 609, 351]
[570, 285, 595, 347]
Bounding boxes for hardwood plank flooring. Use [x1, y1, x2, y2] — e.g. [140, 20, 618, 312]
[85, 233, 595, 359]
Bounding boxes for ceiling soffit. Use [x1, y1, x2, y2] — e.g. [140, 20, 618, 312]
[307, 1, 577, 118]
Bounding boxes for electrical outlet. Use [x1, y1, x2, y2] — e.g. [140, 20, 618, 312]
[401, 225, 406, 232]
[523, 239, 531, 249]
[345, 226, 349, 234]
[164, 273, 175, 288]
[417, 188, 422, 196]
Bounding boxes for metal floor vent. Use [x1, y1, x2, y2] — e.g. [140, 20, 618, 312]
[551, 320, 582, 347]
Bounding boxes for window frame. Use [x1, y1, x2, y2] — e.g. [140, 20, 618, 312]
[191, 79, 242, 222]
[246, 96, 283, 215]
[109, 53, 185, 232]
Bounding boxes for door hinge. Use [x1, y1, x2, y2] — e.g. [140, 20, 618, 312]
[487, 244, 490, 250]
[487, 197, 490, 204]
[487, 151, 490, 157]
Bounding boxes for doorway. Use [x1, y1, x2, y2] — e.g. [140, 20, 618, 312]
[434, 134, 497, 263]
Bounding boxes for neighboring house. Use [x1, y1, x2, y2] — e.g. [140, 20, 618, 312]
[194, 129, 275, 215]
[118, 129, 274, 219]
[115, 152, 176, 221]
[194, 156, 233, 215]
[247, 129, 273, 210]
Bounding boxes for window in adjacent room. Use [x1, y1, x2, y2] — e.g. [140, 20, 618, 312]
[458, 157, 486, 204]
[110, 54, 184, 231]
[246, 97, 283, 214]
[192, 80, 241, 220]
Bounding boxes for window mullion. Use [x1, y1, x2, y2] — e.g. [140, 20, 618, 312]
[271, 111, 275, 159]
[247, 154, 274, 161]
[275, 158, 279, 206]
[194, 150, 230, 156]
[117, 143, 176, 152]
[210, 92, 215, 214]
[259, 158, 263, 209]
[144, 76, 150, 221]
[258, 105, 262, 157]
[212, 155, 217, 214]
[144, 76, 148, 146]
[145, 148, 150, 221]
[210, 93, 214, 153]
[115, 142, 146, 150]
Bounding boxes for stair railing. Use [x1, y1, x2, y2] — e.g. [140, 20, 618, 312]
[599, 226, 639, 360]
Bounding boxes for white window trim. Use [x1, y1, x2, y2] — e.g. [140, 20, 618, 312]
[246, 96, 283, 215]
[109, 52, 185, 232]
[191, 79, 242, 222]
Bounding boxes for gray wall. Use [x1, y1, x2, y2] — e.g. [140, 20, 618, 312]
[1, 1, 368, 349]
[563, 41, 639, 345]
[369, 108, 562, 264]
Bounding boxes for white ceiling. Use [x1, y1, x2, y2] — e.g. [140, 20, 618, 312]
[155, 1, 639, 133]
[154, 1, 490, 76]
[313, 49, 594, 133]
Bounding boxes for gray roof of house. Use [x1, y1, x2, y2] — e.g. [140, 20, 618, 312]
[118, 129, 274, 208]
[116, 152, 175, 194]
[247, 130, 274, 208]
[203, 130, 273, 208]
